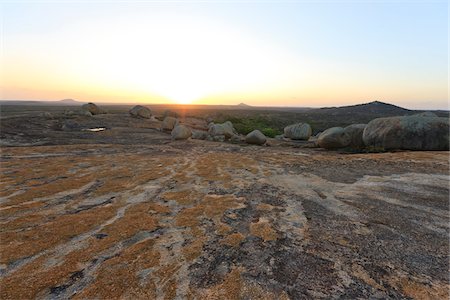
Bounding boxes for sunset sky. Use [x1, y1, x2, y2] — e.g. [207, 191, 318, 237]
[1, 1, 448, 109]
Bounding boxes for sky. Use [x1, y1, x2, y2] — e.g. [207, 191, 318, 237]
[0, 1, 448, 109]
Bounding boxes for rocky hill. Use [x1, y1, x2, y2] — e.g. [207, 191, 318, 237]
[310, 101, 412, 116]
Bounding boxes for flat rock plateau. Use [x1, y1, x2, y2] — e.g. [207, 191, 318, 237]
[0, 112, 449, 299]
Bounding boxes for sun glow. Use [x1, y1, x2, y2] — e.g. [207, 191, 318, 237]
[2, 13, 296, 104]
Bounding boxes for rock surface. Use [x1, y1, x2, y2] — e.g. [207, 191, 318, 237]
[0, 112, 449, 300]
[245, 130, 266, 145]
[129, 105, 152, 119]
[317, 127, 351, 149]
[161, 116, 179, 131]
[284, 123, 312, 140]
[171, 125, 192, 140]
[363, 114, 450, 150]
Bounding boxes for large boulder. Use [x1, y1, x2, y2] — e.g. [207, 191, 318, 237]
[129, 105, 152, 119]
[171, 125, 192, 140]
[343, 124, 366, 148]
[161, 117, 179, 131]
[317, 127, 351, 149]
[208, 121, 237, 139]
[363, 114, 449, 150]
[284, 123, 312, 140]
[191, 130, 209, 140]
[81, 102, 102, 115]
[245, 130, 266, 145]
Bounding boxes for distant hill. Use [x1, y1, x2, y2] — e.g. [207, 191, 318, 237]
[309, 101, 412, 116]
[0, 99, 85, 106]
[58, 99, 83, 104]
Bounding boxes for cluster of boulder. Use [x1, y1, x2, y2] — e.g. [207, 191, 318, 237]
[278, 112, 449, 151]
[169, 119, 266, 145]
[315, 112, 449, 151]
[74, 102, 449, 151]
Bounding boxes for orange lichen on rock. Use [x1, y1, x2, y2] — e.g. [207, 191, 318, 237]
[74, 238, 160, 299]
[250, 218, 277, 242]
[221, 232, 245, 247]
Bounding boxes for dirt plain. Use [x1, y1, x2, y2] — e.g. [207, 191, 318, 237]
[0, 111, 449, 299]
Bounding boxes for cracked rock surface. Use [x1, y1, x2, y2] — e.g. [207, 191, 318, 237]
[0, 124, 449, 299]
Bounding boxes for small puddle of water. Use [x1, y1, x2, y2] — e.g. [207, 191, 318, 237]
[83, 127, 106, 132]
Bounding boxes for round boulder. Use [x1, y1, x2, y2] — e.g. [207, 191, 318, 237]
[343, 124, 366, 148]
[81, 102, 101, 115]
[284, 123, 312, 140]
[161, 117, 179, 131]
[129, 105, 152, 119]
[245, 130, 267, 145]
[317, 127, 351, 149]
[363, 114, 449, 150]
[208, 121, 237, 139]
[171, 125, 192, 140]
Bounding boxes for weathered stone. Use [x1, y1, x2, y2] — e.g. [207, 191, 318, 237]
[317, 127, 351, 149]
[245, 130, 266, 145]
[129, 105, 152, 119]
[343, 124, 366, 148]
[363, 114, 449, 150]
[162, 117, 179, 131]
[212, 135, 225, 142]
[208, 121, 237, 139]
[230, 134, 242, 143]
[171, 125, 192, 140]
[191, 130, 209, 140]
[284, 123, 312, 140]
[81, 102, 102, 115]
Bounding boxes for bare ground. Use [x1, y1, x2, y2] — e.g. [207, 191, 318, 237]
[0, 113, 449, 299]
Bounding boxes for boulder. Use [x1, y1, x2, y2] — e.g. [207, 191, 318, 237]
[245, 130, 266, 145]
[161, 117, 179, 131]
[208, 121, 237, 139]
[171, 125, 192, 140]
[40, 112, 53, 118]
[230, 134, 242, 143]
[212, 135, 226, 142]
[81, 102, 101, 115]
[80, 110, 92, 117]
[129, 105, 152, 119]
[317, 127, 351, 149]
[284, 123, 312, 140]
[343, 124, 366, 148]
[191, 130, 209, 140]
[363, 114, 449, 150]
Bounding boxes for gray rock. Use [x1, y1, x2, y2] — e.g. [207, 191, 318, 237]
[343, 124, 366, 148]
[245, 130, 267, 145]
[363, 114, 449, 150]
[129, 105, 152, 119]
[317, 127, 351, 149]
[81, 102, 101, 115]
[212, 135, 226, 142]
[208, 121, 237, 139]
[230, 134, 242, 143]
[40, 112, 53, 118]
[161, 117, 179, 131]
[414, 112, 438, 118]
[80, 110, 92, 117]
[191, 130, 209, 140]
[171, 125, 192, 140]
[284, 123, 312, 140]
